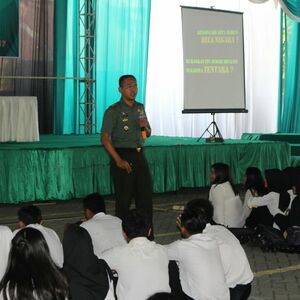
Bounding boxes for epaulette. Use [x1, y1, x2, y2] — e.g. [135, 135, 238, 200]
[108, 103, 119, 110]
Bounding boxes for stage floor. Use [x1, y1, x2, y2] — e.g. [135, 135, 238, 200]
[0, 135, 290, 203]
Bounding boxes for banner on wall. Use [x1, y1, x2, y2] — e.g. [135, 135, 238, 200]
[0, 0, 19, 57]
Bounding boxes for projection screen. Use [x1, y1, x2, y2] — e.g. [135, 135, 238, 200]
[181, 6, 247, 113]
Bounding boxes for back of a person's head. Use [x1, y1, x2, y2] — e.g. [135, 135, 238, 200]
[17, 205, 42, 225]
[265, 169, 287, 193]
[83, 193, 106, 214]
[181, 201, 210, 235]
[0, 227, 68, 300]
[265, 169, 290, 212]
[63, 224, 95, 272]
[282, 166, 295, 190]
[147, 292, 178, 300]
[211, 162, 230, 184]
[122, 209, 151, 240]
[185, 198, 214, 223]
[245, 167, 267, 196]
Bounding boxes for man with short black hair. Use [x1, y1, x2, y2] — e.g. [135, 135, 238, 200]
[103, 210, 170, 300]
[165, 203, 230, 300]
[14, 205, 63, 268]
[188, 199, 253, 300]
[101, 75, 152, 223]
[80, 192, 126, 257]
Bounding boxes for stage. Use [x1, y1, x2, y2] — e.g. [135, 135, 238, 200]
[0, 135, 290, 204]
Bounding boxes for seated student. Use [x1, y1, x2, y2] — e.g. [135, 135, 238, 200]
[102, 210, 170, 300]
[165, 205, 230, 300]
[63, 224, 115, 300]
[276, 169, 300, 231]
[209, 162, 244, 227]
[13, 205, 64, 268]
[0, 226, 13, 281]
[247, 169, 290, 230]
[80, 193, 126, 257]
[243, 167, 273, 228]
[187, 199, 253, 300]
[0, 227, 69, 300]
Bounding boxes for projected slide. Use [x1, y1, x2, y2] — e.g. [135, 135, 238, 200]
[182, 7, 246, 112]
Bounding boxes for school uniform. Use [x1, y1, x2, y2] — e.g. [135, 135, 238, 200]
[81, 212, 126, 258]
[209, 181, 244, 227]
[102, 237, 170, 300]
[0, 226, 13, 281]
[203, 224, 253, 299]
[244, 189, 273, 228]
[165, 234, 230, 300]
[13, 224, 64, 268]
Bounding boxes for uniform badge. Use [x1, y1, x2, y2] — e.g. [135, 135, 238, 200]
[121, 112, 128, 122]
[124, 125, 129, 132]
[137, 108, 145, 116]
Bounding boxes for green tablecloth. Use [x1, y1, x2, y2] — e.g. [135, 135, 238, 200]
[0, 135, 290, 203]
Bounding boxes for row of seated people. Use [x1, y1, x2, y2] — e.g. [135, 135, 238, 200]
[209, 163, 300, 236]
[0, 194, 253, 300]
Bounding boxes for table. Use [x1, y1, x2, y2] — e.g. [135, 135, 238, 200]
[0, 96, 39, 142]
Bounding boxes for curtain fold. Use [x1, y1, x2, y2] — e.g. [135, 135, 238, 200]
[0, 0, 54, 134]
[54, 0, 151, 134]
[279, 0, 300, 21]
[278, 12, 300, 132]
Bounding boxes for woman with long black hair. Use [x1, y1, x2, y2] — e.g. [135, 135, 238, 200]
[243, 167, 273, 228]
[0, 227, 69, 300]
[209, 163, 244, 227]
[247, 168, 290, 230]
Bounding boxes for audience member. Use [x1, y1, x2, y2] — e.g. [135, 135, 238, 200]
[103, 210, 170, 300]
[282, 167, 296, 204]
[165, 203, 230, 300]
[0, 226, 12, 281]
[187, 199, 253, 300]
[247, 169, 290, 230]
[209, 162, 244, 227]
[63, 224, 115, 300]
[14, 205, 64, 267]
[243, 167, 273, 228]
[0, 227, 69, 300]
[80, 193, 126, 257]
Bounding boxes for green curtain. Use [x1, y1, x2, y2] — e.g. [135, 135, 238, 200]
[54, 0, 151, 134]
[281, 0, 300, 18]
[278, 11, 300, 132]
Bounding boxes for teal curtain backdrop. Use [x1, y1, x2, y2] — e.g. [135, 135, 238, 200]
[278, 9, 300, 132]
[281, 0, 300, 18]
[54, 0, 151, 134]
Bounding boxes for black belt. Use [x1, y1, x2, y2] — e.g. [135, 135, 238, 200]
[115, 147, 143, 153]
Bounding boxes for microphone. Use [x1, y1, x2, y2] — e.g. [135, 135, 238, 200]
[138, 116, 148, 140]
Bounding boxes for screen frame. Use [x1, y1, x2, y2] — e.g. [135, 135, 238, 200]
[181, 6, 247, 114]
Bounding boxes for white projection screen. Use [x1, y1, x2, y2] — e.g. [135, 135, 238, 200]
[181, 6, 247, 113]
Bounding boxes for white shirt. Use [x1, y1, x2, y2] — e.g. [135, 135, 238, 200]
[0, 226, 13, 281]
[287, 189, 297, 210]
[203, 224, 253, 288]
[209, 182, 245, 227]
[13, 224, 64, 268]
[80, 212, 126, 257]
[165, 234, 230, 300]
[103, 237, 170, 300]
[243, 189, 254, 219]
[247, 191, 286, 229]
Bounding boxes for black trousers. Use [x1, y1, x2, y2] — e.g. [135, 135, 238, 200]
[111, 149, 152, 221]
[230, 283, 251, 300]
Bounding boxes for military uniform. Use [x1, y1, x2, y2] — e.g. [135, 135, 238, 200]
[101, 99, 152, 220]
